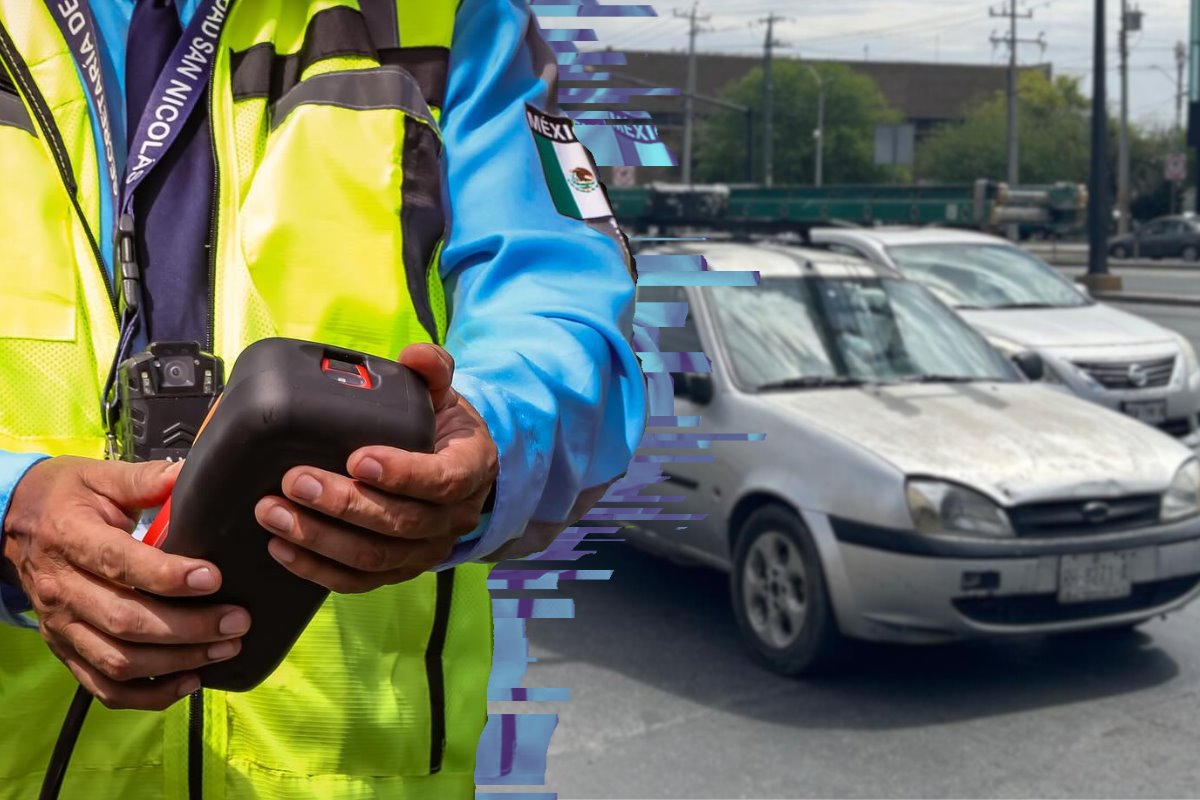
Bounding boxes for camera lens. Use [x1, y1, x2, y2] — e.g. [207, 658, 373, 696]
[160, 357, 196, 388]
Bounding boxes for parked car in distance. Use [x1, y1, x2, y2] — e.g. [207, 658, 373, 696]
[811, 227, 1200, 449]
[634, 241, 1200, 676]
[1108, 215, 1200, 261]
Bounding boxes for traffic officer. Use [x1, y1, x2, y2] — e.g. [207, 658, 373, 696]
[0, 0, 645, 797]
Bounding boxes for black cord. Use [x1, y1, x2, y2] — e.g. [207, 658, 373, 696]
[39, 685, 93, 800]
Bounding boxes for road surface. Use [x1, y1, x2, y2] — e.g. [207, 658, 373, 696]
[525, 543, 1200, 798]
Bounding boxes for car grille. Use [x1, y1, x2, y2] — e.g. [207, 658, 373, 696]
[1071, 356, 1175, 389]
[1159, 417, 1195, 438]
[1008, 494, 1162, 537]
[954, 574, 1200, 625]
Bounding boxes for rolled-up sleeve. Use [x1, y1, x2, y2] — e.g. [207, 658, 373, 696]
[437, 0, 646, 564]
[0, 451, 45, 628]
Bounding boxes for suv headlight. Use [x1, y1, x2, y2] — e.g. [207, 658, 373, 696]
[1162, 460, 1200, 522]
[906, 479, 1015, 538]
[1171, 333, 1199, 378]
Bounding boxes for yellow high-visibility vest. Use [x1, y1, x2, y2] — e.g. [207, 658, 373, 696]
[0, 2, 491, 797]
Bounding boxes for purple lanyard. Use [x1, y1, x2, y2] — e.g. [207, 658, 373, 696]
[44, 0, 230, 313]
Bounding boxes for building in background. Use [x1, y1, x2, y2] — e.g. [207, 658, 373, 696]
[595, 50, 1051, 183]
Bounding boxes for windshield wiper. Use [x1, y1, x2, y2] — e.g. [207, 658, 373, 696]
[757, 376, 867, 391]
[892, 374, 987, 384]
[986, 302, 1061, 310]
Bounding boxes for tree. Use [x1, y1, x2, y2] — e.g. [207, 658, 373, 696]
[695, 61, 903, 185]
[915, 71, 1091, 184]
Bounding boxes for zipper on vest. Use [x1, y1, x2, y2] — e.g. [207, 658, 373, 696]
[204, 80, 218, 353]
[426, 569, 454, 774]
[188, 688, 204, 800]
[0, 21, 118, 320]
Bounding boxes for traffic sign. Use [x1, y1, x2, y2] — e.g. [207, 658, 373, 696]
[612, 166, 637, 188]
[1166, 152, 1187, 182]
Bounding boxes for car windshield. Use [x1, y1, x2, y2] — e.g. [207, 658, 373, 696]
[706, 276, 1019, 391]
[886, 243, 1089, 310]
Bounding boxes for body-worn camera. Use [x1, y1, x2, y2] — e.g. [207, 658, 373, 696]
[115, 342, 224, 463]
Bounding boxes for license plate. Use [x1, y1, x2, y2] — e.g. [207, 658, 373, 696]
[1122, 399, 1168, 426]
[1058, 551, 1134, 604]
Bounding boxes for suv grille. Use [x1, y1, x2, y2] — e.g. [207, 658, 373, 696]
[1071, 356, 1175, 389]
[1009, 494, 1161, 537]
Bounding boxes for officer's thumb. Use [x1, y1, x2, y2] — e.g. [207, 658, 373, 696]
[399, 343, 457, 411]
[89, 459, 182, 511]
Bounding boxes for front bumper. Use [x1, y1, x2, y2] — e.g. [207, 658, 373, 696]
[825, 514, 1200, 644]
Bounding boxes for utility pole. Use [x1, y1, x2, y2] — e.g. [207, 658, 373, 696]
[1177, 41, 1188, 136]
[675, 3, 710, 185]
[1085, 0, 1119, 290]
[803, 64, 827, 187]
[1116, 2, 1143, 234]
[989, 1, 1044, 190]
[759, 13, 787, 187]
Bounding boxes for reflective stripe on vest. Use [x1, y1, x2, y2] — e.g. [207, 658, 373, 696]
[0, 2, 487, 798]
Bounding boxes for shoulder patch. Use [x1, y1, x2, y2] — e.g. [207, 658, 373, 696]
[526, 105, 614, 222]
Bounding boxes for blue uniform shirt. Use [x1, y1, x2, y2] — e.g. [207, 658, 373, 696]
[0, 0, 646, 626]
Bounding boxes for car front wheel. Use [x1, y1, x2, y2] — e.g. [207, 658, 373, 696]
[1183, 245, 1199, 263]
[730, 504, 843, 676]
[1110, 243, 1129, 259]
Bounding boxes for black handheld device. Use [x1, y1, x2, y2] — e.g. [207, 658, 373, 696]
[143, 337, 435, 691]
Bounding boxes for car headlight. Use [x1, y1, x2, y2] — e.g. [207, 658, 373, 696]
[1162, 460, 1200, 522]
[1171, 333, 1199, 377]
[906, 479, 1015, 538]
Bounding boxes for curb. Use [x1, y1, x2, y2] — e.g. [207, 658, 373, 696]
[1095, 291, 1200, 308]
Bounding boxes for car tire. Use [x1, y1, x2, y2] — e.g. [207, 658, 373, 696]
[730, 504, 843, 676]
[1183, 246, 1199, 263]
[1110, 244, 1129, 259]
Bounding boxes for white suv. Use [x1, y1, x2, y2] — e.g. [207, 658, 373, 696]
[812, 227, 1200, 449]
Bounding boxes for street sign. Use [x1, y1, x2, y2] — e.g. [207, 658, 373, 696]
[1166, 152, 1188, 182]
[612, 166, 637, 188]
[874, 124, 915, 166]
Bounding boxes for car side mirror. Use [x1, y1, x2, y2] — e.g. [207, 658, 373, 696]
[1012, 351, 1045, 382]
[674, 373, 714, 405]
[1075, 281, 1091, 298]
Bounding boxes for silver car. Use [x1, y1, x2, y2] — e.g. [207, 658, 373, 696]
[634, 241, 1200, 676]
[811, 227, 1200, 448]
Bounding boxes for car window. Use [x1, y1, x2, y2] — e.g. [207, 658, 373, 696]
[645, 286, 704, 354]
[1143, 221, 1168, 236]
[706, 277, 1017, 389]
[885, 243, 1089, 310]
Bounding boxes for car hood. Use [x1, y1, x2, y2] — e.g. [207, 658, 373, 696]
[960, 303, 1176, 349]
[759, 383, 1188, 503]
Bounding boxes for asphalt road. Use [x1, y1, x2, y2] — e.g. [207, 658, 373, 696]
[527, 543, 1200, 799]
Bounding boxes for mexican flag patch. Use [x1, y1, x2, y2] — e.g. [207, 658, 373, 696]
[527, 105, 614, 221]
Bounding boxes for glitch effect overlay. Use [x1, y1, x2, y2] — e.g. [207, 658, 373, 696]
[474, 5, 763, 798]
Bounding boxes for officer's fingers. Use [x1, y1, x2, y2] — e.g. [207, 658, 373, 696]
[345, 443, 494, 506]
[81, 459, 182, 512]
[61, 516, 221, 597]
[257, 499, 456, 570]
[266, 537, 423, 594]
[61, 650, 199, 712]
[270, 469, 476, 539]
[60, 620, 242, 682]
[398, 344, 456, 410]
[63, 572, 250, 645]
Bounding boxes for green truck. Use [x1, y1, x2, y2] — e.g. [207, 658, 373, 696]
[607, 180, 1087, 239]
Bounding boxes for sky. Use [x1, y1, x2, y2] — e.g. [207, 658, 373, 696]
[555, 0, 1191, 129]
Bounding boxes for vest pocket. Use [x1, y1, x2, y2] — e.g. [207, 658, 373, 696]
[235, 65, 446, 356]
[0, 125, 77, 342]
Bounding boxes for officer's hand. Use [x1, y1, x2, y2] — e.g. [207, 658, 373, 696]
[2, 457, 251, 710]
[255, 343, 498, 593]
